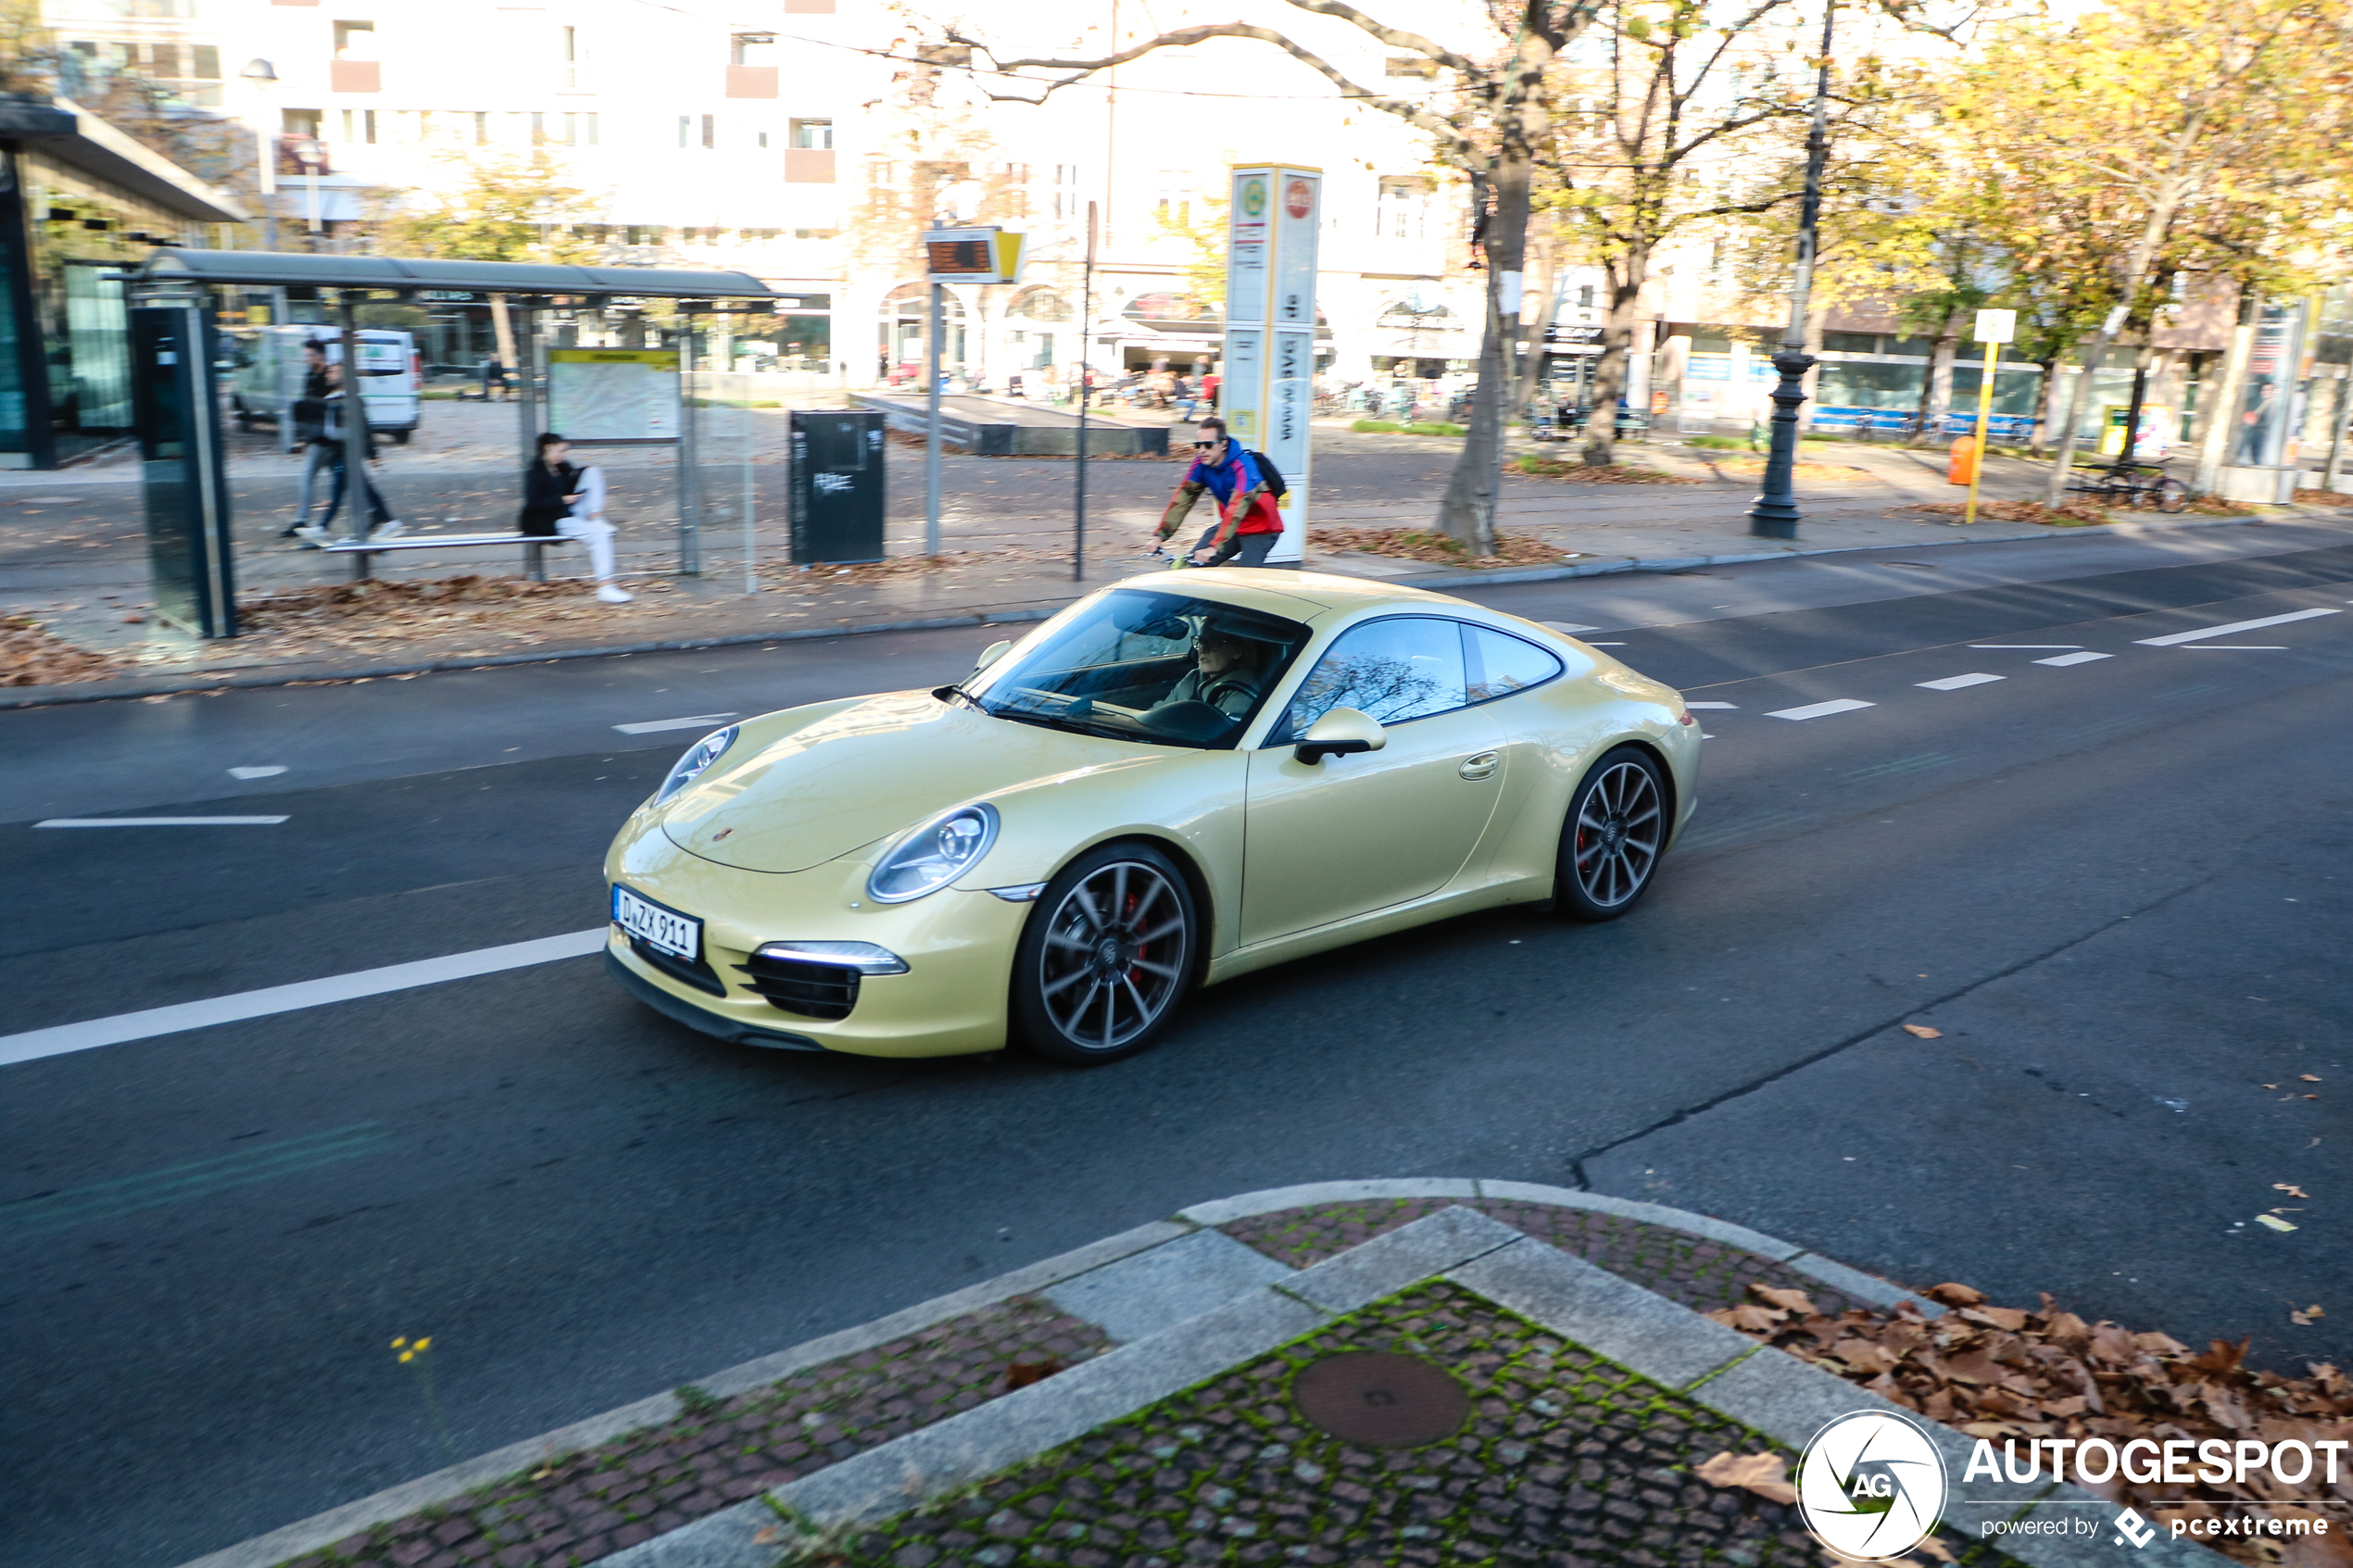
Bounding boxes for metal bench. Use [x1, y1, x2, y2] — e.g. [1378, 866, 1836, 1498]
[321, 533, 566, 583]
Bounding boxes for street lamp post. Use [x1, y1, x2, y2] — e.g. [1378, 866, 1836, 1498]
[1747, 0, 1837, 540]
[238, 58, 279, 251]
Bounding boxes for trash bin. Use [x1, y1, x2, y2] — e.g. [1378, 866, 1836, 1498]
[1947, 435, 1980, 485]
[787, 409, 886, 564]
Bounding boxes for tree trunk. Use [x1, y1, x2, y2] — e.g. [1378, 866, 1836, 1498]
[2030, 357, 2062, 453]
[1909, 322, 1958, 446]
[2045, 182, 2186, 503]
[2193, 288, 2260, 495]
[1581, 242, 1649, 468]
[490, 295, 519, 374]
[1514, 232, 1563, 421]
[1793, 303, 1827, 435]
[1435, 156, 1531, 556]
[2322, 369, 2350, 495]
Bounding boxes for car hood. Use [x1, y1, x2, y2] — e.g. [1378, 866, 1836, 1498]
[659, 690, 1154, 873]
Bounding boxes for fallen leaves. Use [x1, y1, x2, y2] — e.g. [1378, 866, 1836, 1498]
[1512, 455, 1707, 484]
[1711, 1280, 2353, 1568]
[1, 615, 133, 686]
[2292, 1306, 2325, 1326]
[1307, 525, 1574, 567]
[2256, 1214, 2300, 1233]
[2275, 1185, 2311, 1199]
[1903, 1023, 1944, 1039]
[1694, 1449, 1798, 1504]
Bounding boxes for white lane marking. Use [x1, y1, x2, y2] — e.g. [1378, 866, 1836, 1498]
[2035, 651, 2112, 667]
[2178, 644, 2286, 650]
[34, 816, 289, 828]
[1540, 621, 1600, 634]
[1917, 673, 2004, 691]
[2136, 608, 2338, 646]
[612, 713, 737, 735]
[1970, 644, 2081, 649]
[1585, 642, 1626, 646]
[227, 765, 288, 780]
[0, 928, 608, 1068]
[1767, 698, 1875, 721]
[1685, 701, 1739, 709]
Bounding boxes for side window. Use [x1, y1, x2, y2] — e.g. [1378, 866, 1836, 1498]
[1276, 617, 1470, 740]
[1466, 625, 1566, 702]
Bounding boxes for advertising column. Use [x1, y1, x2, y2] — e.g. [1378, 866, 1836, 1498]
[1224, 165, 1319, 565]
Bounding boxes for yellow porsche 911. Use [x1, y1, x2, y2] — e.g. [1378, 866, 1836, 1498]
[603, 571, 1699, 1065]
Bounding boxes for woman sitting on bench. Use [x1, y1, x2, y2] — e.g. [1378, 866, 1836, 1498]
[523, 433, 633, 605]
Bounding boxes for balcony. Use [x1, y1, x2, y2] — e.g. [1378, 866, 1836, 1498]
[724, 64, 777, 98]
[330, 59, 380, 93]
[785, 148, 835, 183]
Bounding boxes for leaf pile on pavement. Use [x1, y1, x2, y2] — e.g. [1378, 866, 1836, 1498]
[1512, 454, 1705, 483]
[1910, 499, 2117, 526]
[1709, 1281, 2353, 1564]
[1309, 525, 1572, 567]
[2292, 488, 2351, 508]
[239, 574, 595, 630]
[1, 614, 132, 686]
[1690, 455, 1871, 482]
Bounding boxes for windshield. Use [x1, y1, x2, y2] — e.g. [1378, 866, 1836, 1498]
[967, 588, 1313, 748]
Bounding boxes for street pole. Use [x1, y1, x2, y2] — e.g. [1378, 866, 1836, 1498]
[1963, 340, 1999, 527]
[925, 281, 943, 556]
[337, 290, 369, 540]
[1075, 200, 1095, 583]
[1747, 0, 1836, 540]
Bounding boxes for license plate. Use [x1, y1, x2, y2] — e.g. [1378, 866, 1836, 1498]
[612, 884, 700, 960]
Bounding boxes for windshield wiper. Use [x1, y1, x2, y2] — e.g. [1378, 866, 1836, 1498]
[986, 707, 1128, 741]
[931, 683, 983, 711]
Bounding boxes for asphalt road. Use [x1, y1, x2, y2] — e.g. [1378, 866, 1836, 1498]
[6, 522, 2351, 1567]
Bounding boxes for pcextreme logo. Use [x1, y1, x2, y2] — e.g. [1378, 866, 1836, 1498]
[1796, 1411, 1949, 1561]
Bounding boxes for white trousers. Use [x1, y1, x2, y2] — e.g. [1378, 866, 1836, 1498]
[558, 465, 617, 583]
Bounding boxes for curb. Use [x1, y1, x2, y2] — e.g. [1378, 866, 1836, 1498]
[7, 508, 2330, 710]
[174, 1178, 2219, 1568]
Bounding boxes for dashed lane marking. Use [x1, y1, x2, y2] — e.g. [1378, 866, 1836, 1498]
[612, 713, 737, 735]
[2034, 652, 2112, 667]
[2135, 608, 2338, 646]
[1971, 644, 2081, 649]
[34, 816, 289, 828]
[2177, 645, 2287, 650]
[226, 766, 287, 780]
[0, 929, 609, 1068]
[1765, 698, 1875, 721]
[1917, 673, 2004, 691]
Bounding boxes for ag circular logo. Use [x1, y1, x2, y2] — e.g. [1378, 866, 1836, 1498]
[1795, 1410, 1948, 1561]
[1241, 178, 1267, 217]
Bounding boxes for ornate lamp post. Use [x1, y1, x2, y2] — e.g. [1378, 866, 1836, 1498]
[1747, 0, 1836, 539]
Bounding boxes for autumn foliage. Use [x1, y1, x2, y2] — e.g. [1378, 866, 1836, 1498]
[1709, 1282, 2353, 1565]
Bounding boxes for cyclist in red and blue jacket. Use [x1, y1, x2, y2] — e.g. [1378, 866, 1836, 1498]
[1153, 416, 1283, 567]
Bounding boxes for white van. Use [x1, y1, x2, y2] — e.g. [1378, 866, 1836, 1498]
[230, 325, 421, 445]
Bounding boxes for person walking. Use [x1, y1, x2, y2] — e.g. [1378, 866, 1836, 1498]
[524, 433, 633, 604]
[1151, 415, 1283, 568]
[294, 385, 404, 546]
[279, 341, 335, 538]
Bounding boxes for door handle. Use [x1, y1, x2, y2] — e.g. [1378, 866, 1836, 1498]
[1459, 751, 1500, 781]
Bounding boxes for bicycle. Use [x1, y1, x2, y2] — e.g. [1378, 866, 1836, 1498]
[2070, 458, 2188, 513]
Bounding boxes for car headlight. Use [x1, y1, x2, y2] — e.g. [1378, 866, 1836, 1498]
[868, 803, 1000, 904]
[653, 724, 739, 805]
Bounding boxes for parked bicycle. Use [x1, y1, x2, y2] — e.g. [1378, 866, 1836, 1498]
[2069, 458, 2189, 513]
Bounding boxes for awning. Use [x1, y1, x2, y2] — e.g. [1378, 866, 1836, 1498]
[13, 96, 247, 224]
[130, 249, 781, 300]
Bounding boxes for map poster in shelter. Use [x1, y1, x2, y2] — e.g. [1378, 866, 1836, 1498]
[547, 349, 680, 442]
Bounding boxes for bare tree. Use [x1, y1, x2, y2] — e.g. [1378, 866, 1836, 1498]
[942, 1, 1596, 557]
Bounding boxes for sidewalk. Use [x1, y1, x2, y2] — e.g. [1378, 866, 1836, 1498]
[5, 411, 2341, 705]
[176, 1178, 2340, 1568]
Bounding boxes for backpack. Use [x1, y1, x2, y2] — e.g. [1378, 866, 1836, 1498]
[1244, 448, 1288, 500]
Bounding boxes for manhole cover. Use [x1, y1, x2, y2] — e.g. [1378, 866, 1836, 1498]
[1292, 1351, 1469, 1448]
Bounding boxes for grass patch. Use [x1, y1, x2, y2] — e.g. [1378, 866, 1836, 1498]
[1351, 418, 1400, 433]
[1680, 434, 1749, 450]
[1351, 419, 1467, 436]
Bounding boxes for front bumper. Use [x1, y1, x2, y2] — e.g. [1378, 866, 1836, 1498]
[600, 823, 1030, 1058]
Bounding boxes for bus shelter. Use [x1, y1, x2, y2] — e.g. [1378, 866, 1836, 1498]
[120, 248, 784, 638]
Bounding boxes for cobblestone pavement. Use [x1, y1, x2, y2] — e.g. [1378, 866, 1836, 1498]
[253, 1200, 1906, 1568]
[282, 1297, 1107, 1568]
[824, 1283, 1988, 1568]
[1219, 1199, 1873, 1319]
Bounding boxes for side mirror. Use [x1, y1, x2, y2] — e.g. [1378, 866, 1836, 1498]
[973, 638, 1013, 674]
[1293, 707, 1387, 765]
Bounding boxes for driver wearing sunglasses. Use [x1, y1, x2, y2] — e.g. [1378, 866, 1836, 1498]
[1152, 416, 1283, 567]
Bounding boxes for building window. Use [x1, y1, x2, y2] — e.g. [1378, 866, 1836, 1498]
[561, 25, 582, 90]
[283, 108, 323, 137]
[340, 108, 376, 144]
[562, 112, 598, 146]
[333, 21, 375, 56]
[1052, 163, 1080, 220]
[701, 113, 715, 148]
[789, 119, 832, 149]
[1377, 179, 1428, 240]
[1578, 284, 1595, 308]
[678, 115, 691, 148]
[731, 32, 774, 65]
[472, 111, 489, 144]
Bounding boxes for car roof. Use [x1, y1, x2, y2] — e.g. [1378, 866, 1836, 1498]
[1111, 568, 1465, 621]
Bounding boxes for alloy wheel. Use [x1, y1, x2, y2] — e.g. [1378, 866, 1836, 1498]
[1573, 760, 1663, 909]
[1037, 860, 1189, 1051]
